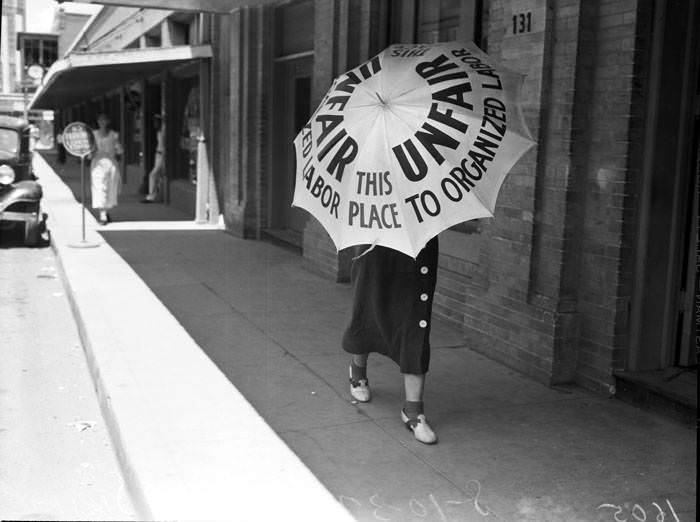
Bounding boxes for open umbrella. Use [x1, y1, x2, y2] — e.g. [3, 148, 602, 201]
[292, 42, 534, 258]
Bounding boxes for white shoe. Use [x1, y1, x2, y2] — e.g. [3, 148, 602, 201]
[349, 366, 371, 402]
[401, 409, 437, 444]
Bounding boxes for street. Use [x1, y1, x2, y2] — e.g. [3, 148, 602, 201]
[0, 245, 137, 520]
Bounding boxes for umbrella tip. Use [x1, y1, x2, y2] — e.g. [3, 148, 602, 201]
[375, 92, 387, 105]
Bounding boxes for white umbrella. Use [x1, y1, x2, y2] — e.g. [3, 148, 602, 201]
[293, 42, 535, 258]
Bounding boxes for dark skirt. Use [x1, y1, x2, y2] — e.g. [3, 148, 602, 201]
[341, 237, 439, 374]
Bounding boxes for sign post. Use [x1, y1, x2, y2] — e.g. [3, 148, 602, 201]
[62, 122, 100, 248]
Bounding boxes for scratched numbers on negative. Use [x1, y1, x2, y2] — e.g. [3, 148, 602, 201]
[597, 498, 681, 522]
[338, 480, 499, 521]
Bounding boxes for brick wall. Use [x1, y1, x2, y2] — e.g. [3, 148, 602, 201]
[431, 0, 646, 393]
[0, 0, 23, 94]
[212, 8, 271, 239]
[302, 0, 344, 280]
[570, 0, 644, 393]
[212, 12, 245, 236]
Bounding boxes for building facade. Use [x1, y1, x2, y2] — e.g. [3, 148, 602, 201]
[0, 0, 26, 115]
[205, 0, 697, 396]
[52, 6, 93, 57]
[34, 0, 699, 398]
[40, 6, 214, 219]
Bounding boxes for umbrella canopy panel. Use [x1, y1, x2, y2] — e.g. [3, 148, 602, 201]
[30, 45, 213, 110]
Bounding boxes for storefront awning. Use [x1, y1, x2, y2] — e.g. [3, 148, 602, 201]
[29, 44, 213, 110]
[61, 0, 276, 13]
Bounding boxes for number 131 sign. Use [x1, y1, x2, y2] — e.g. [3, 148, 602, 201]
[512, 12, 532, 34]
[504, 0, 544, 38]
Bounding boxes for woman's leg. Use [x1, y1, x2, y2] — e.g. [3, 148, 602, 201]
[402, 373, 437, 444]
[349, 354, 370, 402]
[352, 354, 368, 368]
[145, 154, 164, 200]
[403, 373, 424, 402]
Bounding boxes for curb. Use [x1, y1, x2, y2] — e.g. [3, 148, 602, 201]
[51, 237, 154, 520]
[37, 153, 353, 521]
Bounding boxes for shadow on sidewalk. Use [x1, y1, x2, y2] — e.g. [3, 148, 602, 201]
[97, 228, 697, 522]
[39, 151, 191, 224]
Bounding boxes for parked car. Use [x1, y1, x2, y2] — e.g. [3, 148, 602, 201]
[0, 115, 48, 246]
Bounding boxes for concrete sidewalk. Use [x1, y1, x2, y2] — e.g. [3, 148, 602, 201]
[36, 152, 353, 521]
[42, 153, 193, 224]
[39, 152, 696, 521]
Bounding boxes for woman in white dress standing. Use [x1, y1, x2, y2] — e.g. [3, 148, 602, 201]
[91, 113, 123, 225]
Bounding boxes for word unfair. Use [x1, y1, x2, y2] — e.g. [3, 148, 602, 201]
[405, 48, 507, 223]
[297, 55, 384, 221]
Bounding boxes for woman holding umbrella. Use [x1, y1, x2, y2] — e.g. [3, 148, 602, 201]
[91, 113, 123, 225]
[294, 42, 534, 446]
[343, 238, 439, 444]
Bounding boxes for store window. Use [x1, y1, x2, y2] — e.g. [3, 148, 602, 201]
[18, 35, 59, 70]
[144, 26, 162, 47]
[168, 13, 198, 46]
[43, 40, 57, 65]
[180, 84, 200, 183]
[23, 39, 39, 67]
[416, 0, 461, 43]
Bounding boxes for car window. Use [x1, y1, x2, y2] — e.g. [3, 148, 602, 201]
[0, 128, 19, 160]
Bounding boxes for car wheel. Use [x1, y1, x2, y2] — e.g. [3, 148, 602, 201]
[24, 215, 40, 246]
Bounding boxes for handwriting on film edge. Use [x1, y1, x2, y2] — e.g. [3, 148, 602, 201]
[598, 498, 681, 522]
[337, 484, 684, 522]
[338, 479, 501, 521]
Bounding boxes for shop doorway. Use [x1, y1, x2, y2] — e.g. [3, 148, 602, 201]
[269, 55, 312, 247]
[143, 80, 162, 197]
[630, 0, 699, 372]
[166, 70, 199, 218]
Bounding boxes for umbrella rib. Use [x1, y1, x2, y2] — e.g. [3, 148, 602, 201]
[383, 103, 421, 136]
[347, 101, 384, 109]
[389, 84, 426, 100]
[354, 78, 422, 109]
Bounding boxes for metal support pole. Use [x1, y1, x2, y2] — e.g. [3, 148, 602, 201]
[81, 156, 86, 241]
[195, 134, 208, 223]
[68, 153, 99, 248]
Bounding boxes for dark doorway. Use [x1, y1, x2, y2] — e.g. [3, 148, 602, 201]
[164, 68, 199, 218]
[630, 0, 699, 371]
[144, 80, 162, 197]
[269, 55, 313, 247]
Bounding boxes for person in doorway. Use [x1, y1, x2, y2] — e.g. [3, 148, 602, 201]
[142, 114, 164, 203]
[90, 113, 123, 225]
[342, 237, 439, 444]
